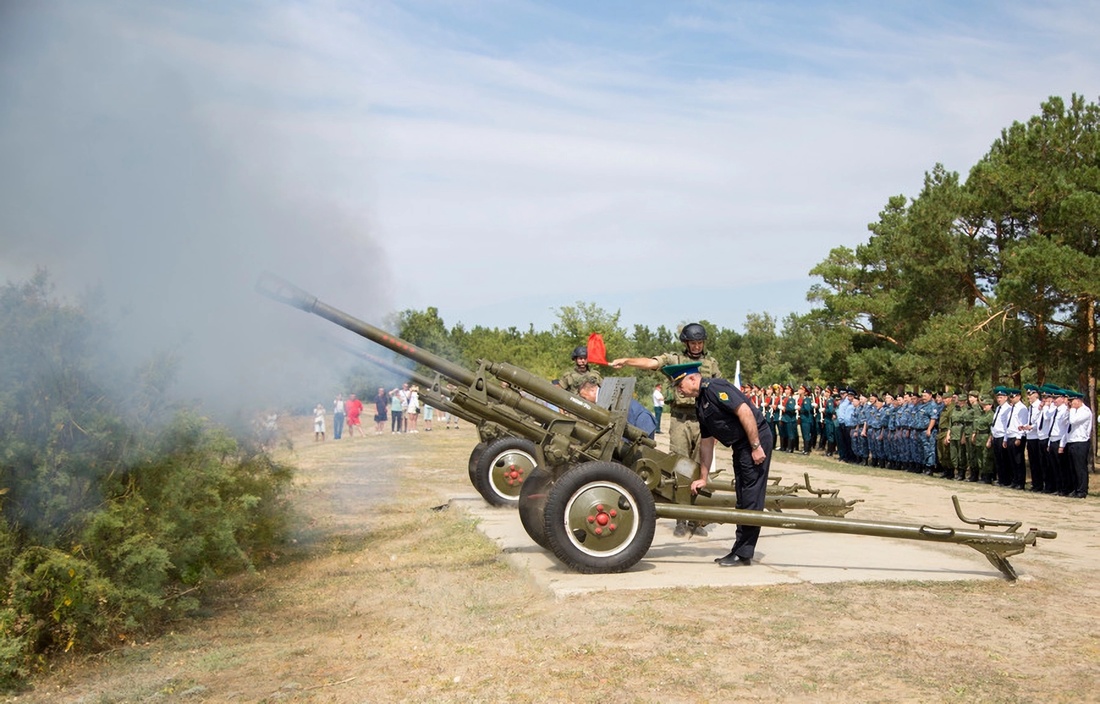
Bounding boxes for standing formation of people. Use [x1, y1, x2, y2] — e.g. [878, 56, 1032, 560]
[728, 381, 1091, 498]
[309, 384, 460, 439]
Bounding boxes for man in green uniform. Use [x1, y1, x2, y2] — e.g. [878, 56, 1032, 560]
[559, 345, 603, 394]
[943, 392, 968, 480]
[611, 323, 722, 537]
[973, 394, 995, 483]
[960, 390, 982, 481]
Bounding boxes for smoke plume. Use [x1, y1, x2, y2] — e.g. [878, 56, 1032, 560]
[0, 3, 391, 420]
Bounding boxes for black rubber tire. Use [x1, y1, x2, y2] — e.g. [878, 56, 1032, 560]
[467, 442, 488, 491]
[474, 437, 538, 508]
[542, 461, 656, 574]
[518, 467, 554, 550]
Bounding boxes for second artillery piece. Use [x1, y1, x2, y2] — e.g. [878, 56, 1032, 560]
[340, 344, 861, 518]
[258, 273, 1057, 580]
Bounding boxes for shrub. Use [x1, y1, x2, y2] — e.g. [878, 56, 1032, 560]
[0, 273, 295, 689]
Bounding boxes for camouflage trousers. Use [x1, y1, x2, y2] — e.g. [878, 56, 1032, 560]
[669, 414, 703, 466]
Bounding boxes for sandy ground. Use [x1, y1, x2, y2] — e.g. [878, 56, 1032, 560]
[8, 420, 1099, 703]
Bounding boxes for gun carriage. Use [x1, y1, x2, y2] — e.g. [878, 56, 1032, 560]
[259, 274, 1056, 580]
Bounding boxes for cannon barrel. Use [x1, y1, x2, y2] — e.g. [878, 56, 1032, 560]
[336, 344, 547, 441]
[258, 273, 661, 464]
[258, 272, 476, 385]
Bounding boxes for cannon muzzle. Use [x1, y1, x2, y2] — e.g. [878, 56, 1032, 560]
[256, 271, 321, 315]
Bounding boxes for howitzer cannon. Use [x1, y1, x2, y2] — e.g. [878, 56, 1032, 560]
[258, 273, 1057, 580]
[341, 343, 859, 517]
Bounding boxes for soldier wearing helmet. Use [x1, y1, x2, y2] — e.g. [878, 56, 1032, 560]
[610, 323, 722, 538]
[559, 345, 603, 394]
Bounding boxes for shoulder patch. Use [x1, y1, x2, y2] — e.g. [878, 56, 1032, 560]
[718, 392, 729, 401]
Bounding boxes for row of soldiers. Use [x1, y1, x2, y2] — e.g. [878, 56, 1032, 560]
[749, 386, 945, 469]
[743, 383, 1091, 498]
[559, 342, 1091, 501]
[752, 384, 837, 455]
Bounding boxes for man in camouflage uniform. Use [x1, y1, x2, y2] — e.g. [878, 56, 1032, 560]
[974, 394, 996, 483]
[559, 345, 603, 394]
[611, 323, 721, 537]
[943, 392, 968, 480]
[960, 390, 982, 481]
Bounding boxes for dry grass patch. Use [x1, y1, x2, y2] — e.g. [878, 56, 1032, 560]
[6, 420, 1099, 703]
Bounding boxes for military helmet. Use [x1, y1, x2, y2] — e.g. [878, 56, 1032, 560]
[679, 323, 707, 342]
[571, 345, 588, 360]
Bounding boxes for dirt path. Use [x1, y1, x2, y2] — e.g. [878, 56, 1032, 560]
[9, 422, 1099, 703]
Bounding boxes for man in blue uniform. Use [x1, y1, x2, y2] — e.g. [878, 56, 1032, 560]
[576, 381, 657, 439]
[916, 389, 941, 474]
[664, 362, 774, 567]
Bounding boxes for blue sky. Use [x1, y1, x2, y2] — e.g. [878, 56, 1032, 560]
[2, 1, 1099, 405]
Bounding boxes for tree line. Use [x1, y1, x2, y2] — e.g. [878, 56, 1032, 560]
[352, 95, 1097, 462]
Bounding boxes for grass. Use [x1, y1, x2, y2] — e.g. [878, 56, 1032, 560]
[5, 421, 1099, 703]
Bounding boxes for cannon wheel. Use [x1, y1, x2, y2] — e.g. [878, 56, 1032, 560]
[543, 461, 655, 574]
[467, 442, 488, 490]
[474, 437, 538, 508]
[518, 467, 555, 550]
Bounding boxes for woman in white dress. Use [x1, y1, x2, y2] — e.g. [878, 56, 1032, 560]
[405, 386, 421, 433]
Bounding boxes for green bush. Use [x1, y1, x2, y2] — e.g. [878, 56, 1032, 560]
[0, 274, 295, 689]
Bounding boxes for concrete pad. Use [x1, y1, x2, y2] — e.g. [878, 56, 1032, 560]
[454, 494, 1001, 596]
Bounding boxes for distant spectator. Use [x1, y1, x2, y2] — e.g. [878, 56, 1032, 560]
[406, 386, 421, 433]
[345, 393, 365, 437]
[390, 384, 407, 433]
[373, 387, 388, 434]
[652, 383, 665, 433]
[333, 394, 346, 440]
[313, 403, 326, 441]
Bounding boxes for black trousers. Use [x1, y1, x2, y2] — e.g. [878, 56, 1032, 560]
[1025, 438, 1044, 490]
[1008, 438, 1027, 487]
[837, 423, 852, 461]
[728, 437, 773, 559]
[1065, 441, 1090, 496]
[1041, 441, 1060, 493]
[1056, 444, 1076, 494]
[992, 436, 1008, 485]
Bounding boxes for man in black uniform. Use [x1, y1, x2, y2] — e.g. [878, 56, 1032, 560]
[664, 362, 774, 567]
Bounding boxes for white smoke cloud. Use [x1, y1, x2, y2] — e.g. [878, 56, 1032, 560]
[0, 3, 391, 418]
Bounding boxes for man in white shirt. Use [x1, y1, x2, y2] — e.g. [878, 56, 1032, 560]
[1022, 385, 1044, 491]
[1037, 386, 1058, 494]
[989, 388, 1011, 486]
[1062, 390, 1093, 498]
[1047, 389, 1071, 495]
[1005, 388, 1030, 489]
